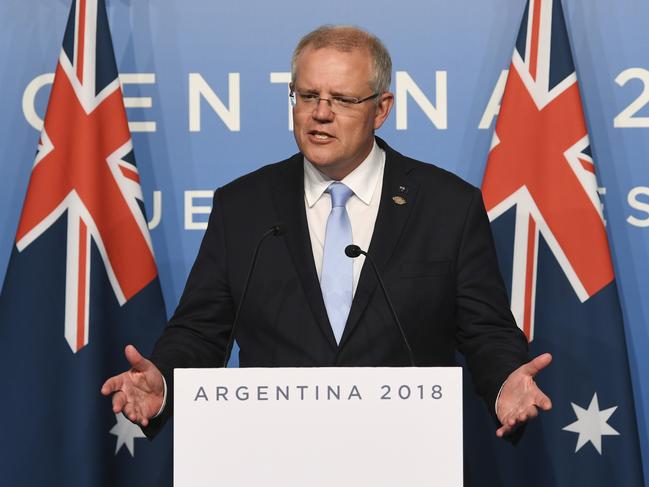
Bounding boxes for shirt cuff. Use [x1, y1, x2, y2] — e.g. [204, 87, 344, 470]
[153, 374, 167, 418]
[495, 380, 506, 416]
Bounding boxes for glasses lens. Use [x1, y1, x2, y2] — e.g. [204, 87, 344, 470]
[331, 96, 357, 108]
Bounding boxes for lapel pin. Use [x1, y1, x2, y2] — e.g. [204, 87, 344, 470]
[392, 195, 407, 205]
[398, 185, 407, 193]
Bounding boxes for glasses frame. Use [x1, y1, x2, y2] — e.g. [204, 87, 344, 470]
[289, 89, 380, 111]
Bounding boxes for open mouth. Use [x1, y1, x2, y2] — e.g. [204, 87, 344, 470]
[309, 130, 335, 140]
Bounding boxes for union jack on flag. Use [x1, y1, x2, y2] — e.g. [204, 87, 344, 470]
[482, 0, 613, 341]
[15, 0, 157, 353]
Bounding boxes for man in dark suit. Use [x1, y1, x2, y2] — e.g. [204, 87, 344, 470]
[102, 25, 552, 439]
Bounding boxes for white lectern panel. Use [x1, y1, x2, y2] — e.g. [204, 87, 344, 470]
[175, 367, 462, 486]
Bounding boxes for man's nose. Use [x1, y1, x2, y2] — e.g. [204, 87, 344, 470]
[312, 98, 335, 121]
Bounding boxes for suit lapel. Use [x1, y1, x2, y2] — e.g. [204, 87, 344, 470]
[339, 140, 419, 347]
[271, 155, 339, 350]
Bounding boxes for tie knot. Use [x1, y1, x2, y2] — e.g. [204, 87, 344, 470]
[327, 182, 353, 208]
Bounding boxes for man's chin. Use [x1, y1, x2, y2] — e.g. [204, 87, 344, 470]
[306, 158, 337, 173]
[301, 147, 338, 169]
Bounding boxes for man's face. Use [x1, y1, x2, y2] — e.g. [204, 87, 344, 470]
[292, 46, 393, 180]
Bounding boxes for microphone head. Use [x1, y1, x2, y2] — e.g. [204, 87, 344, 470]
[272, 223, 287, 236]
[345, 244, 362, 258]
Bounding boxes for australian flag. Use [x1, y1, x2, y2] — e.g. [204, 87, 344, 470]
[0, 1, 171, 485]
[464, 0, 644, 485]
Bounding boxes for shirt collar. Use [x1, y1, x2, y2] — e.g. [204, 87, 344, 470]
[303, 140, 385, 208]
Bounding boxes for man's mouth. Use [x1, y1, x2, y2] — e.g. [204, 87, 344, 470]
[309, 130, 334, 140]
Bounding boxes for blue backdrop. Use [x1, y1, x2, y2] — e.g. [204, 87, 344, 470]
[1, 0, 648, 483]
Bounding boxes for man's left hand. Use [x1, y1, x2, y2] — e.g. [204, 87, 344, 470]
[496, 353, 553, 437]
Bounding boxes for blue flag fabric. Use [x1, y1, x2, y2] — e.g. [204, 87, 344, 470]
[0, 1, 172, 485]
[464, 0, 644, 485]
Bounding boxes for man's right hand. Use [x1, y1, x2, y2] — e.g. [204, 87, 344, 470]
[101, 344, 164, 428]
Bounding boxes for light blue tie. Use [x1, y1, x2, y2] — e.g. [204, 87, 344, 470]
[320, 182, 354, 344]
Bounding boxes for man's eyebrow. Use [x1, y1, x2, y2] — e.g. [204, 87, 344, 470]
[295, 87, 352, 97]
[294, 86, 319, 93]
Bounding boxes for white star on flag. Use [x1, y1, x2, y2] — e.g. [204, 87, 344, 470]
[562, 393, 620, 454]
[109, 413, 146, 456]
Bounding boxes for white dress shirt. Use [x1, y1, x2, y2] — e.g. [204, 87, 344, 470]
[303, 141, 385, 295]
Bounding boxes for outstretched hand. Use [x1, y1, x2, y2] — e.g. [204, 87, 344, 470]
[496, 353, 553, 437]
[101, 345, 165, 428]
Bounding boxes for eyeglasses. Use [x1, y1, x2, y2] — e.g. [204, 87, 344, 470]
[289, 90, 380, 112]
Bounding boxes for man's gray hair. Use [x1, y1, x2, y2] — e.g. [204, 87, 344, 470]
[291, 25, 392, 95]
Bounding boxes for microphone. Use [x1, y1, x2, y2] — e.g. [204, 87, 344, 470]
[345, 244, 416, 367]
[222, 223, 287, 367]
[344, 245, 362, 258]
[270, 222, 287, 237]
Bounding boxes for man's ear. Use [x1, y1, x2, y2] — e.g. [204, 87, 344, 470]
[373, 92, 394, 130]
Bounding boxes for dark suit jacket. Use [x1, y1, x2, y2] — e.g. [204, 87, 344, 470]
[147, 137, 528, 437]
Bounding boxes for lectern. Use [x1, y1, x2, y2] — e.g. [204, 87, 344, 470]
[174, 367, 462, 486]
